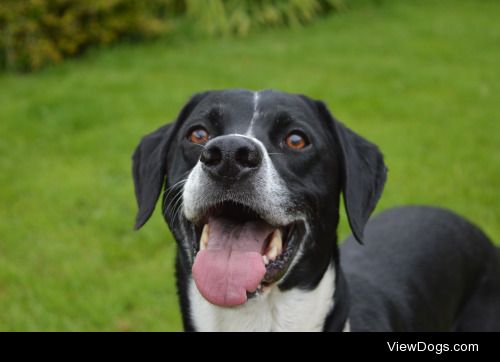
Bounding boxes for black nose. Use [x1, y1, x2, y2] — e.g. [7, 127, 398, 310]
[200, 136, 262, 180]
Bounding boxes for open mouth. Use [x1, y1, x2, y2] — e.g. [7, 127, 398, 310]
[191, 201, 302, 307]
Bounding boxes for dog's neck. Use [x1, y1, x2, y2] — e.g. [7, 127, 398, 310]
[324, 266, 351, 331]
[188, 262, 349, 332]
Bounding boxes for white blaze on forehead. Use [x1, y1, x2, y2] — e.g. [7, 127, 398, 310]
[246, 91, 260, 136]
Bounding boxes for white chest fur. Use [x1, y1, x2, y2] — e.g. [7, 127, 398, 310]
[189, 265, 336, 332]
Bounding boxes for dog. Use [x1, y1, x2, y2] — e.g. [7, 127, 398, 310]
[132, 89, 500, 331]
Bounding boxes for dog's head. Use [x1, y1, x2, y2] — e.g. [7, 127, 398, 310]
[132, 89, 387, 307]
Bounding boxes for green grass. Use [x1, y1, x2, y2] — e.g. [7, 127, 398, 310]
[0, 0, 499, 331]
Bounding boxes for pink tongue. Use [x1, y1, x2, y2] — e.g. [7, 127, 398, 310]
[192, 217, 274, 307]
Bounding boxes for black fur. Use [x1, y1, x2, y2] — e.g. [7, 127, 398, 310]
[341, 206, 500, 331]
[132, 89, 500, 331]
[132, 123, 171, 229]
[315, 100, 387, 243]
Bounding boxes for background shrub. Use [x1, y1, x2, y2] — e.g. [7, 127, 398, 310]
[185, 0, 345, 36]
[0, 0, 343, 72]
[0, 0, 182, 72]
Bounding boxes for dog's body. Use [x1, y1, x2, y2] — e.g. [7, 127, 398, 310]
[132, 89, 500, 331]
[342, 206, 500, 331]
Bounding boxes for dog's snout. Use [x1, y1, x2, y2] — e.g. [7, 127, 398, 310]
[200, 136, 262, 180]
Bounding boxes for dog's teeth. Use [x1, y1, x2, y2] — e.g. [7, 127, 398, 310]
[266, 229, 283, 261]
[200, 224, 209, 250]
[263, 255, 269, 265]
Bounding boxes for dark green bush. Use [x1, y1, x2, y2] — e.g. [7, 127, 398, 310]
[0, 0, 179, 72]
[0, 0, 343, 72]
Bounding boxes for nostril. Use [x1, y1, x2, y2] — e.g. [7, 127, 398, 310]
[235, 146, 262, 168]
[200, 146, 222, 166]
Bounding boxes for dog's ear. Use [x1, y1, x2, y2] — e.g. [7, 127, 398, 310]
[132, 124, 172, 230]
[132, 92, 208, 230]
[316, 101, 387, 244]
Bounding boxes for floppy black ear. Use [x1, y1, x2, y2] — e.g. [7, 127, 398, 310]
[316, 101, 387, 244]
[132, 124, 172, 230]
[132, 92, 208, 230]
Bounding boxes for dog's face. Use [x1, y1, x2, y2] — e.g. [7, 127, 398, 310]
[133, 89, 386, 308]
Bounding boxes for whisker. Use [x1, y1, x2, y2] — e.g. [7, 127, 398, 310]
[163, 179, 187, 209]
[163, 185, 185, 215]
[162, 170, 191, 209]
[165, 188, 185, 216]
[169, 191, 186, 227]
[163, 176, 188, 195]
[164, 179, 187, 197]
[172, 200, 184, 227]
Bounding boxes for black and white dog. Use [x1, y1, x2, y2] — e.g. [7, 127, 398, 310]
[132, 89, 500, 331]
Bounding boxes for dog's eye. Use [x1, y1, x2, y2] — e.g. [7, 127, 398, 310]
[285, 131, 309, 150]
[188, 127, 209, 144]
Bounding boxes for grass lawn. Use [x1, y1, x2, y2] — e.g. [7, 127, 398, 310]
[0, 0, 498, 331]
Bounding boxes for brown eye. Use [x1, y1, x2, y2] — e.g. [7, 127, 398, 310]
[188, 127, 209, 144]
[285, 131, 308, 150]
